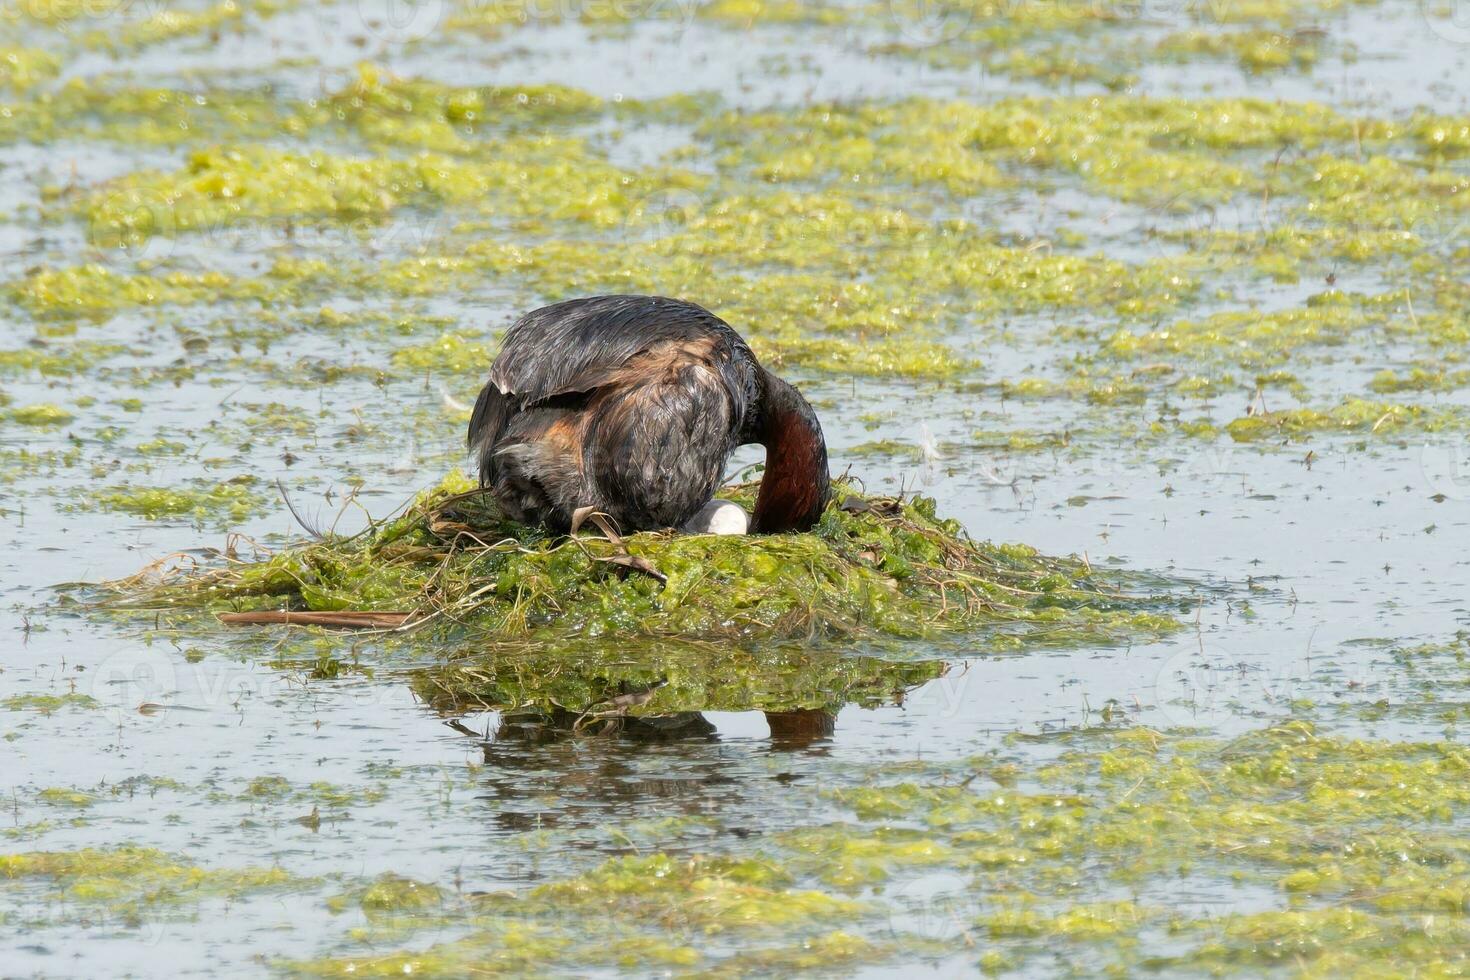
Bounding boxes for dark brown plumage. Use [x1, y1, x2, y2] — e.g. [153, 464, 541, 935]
[467, 295, 830, 534]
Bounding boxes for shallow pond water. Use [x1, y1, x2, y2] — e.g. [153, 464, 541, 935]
[2, 0, 1470, 975]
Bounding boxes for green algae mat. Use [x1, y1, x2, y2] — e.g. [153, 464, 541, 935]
[13, 717, 1469, 976]
[100, 474, 1178, 644]
[89, 474, 1181, 719]
[270, 719, 1470, 977]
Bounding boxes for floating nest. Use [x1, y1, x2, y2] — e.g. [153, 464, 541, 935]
[95, 472, 1181, 651]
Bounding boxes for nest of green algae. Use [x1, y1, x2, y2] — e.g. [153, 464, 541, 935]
[99, 473, 1179, 649]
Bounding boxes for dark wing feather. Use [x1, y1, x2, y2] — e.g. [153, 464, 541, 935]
[469, 295, 755, 476]
[467, 375, 506, 450]
[487, 295, 753, 410]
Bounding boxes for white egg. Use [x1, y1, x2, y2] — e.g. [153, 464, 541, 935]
[683, 498, 749, 535]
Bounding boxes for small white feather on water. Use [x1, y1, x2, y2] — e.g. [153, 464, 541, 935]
[918, 422, 945, 463]
[440, 385, 472, 413]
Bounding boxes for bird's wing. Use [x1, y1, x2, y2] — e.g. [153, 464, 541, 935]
[468, 295, 754, 480]
[487, 295, 751, 407]
[466, 376, 510, 471]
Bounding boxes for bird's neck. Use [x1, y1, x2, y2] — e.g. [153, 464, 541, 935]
[752, 371, 830, 534]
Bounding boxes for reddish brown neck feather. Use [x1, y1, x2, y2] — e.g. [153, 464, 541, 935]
[753, 393, 830, 534]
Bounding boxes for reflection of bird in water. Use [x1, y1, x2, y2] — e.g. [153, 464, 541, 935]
[468, 295, 830, 534]
[486, 705, 835, 745]
[764, 708, 836, 742]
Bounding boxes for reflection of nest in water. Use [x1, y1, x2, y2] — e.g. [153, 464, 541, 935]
[91, 474, 1179, 651]
[415, 647, 953, 723]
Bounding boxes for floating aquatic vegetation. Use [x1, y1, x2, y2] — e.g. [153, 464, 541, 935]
[289, 853, 868, 976]
[0, 79, 298, 147]
[84, 0, 247, 50]
[79, 135, 676, 249]
[0, 341, 128, 376]
[699, 0, 847, 26]
[706, 95, 1467, 278]
[327, 63, 603, 151]
[1101, 290, 1381, 369]
[34, 787, 97, 807]
[1369, 366, 1470, 393]
[870, 0, 1376, 81]
[1186, 224, 1435, 272]
[92, 472, 1180, 649]
[7, 263, 265, 319]
[705, 102, 1010, 194]
[82, 146, 502, 242]
[987, 46, 1137, 89]
[2, 692, 98, 712]
[275, 718, 1470, 976]
[879, 0, 1123, 47]
[8, 78, 1460, 463]
[0, 47, 60, 90]
[2, 0, 1467, 975]
[1224, 398, 1464, 441]
[1298, 154, 1470, 229]
[7, 402, 73, 426]
[77, 478, 269, 527]
[329, 873, 445, 920]
[391, 330, 497, 374]
[1156, 28, 1325, 72]
[441, 0, 680, 36]
[0, 846, 307, 922]
[7, 0, 128, 25]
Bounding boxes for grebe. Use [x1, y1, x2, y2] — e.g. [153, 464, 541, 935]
[468, 295, 830, 534]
